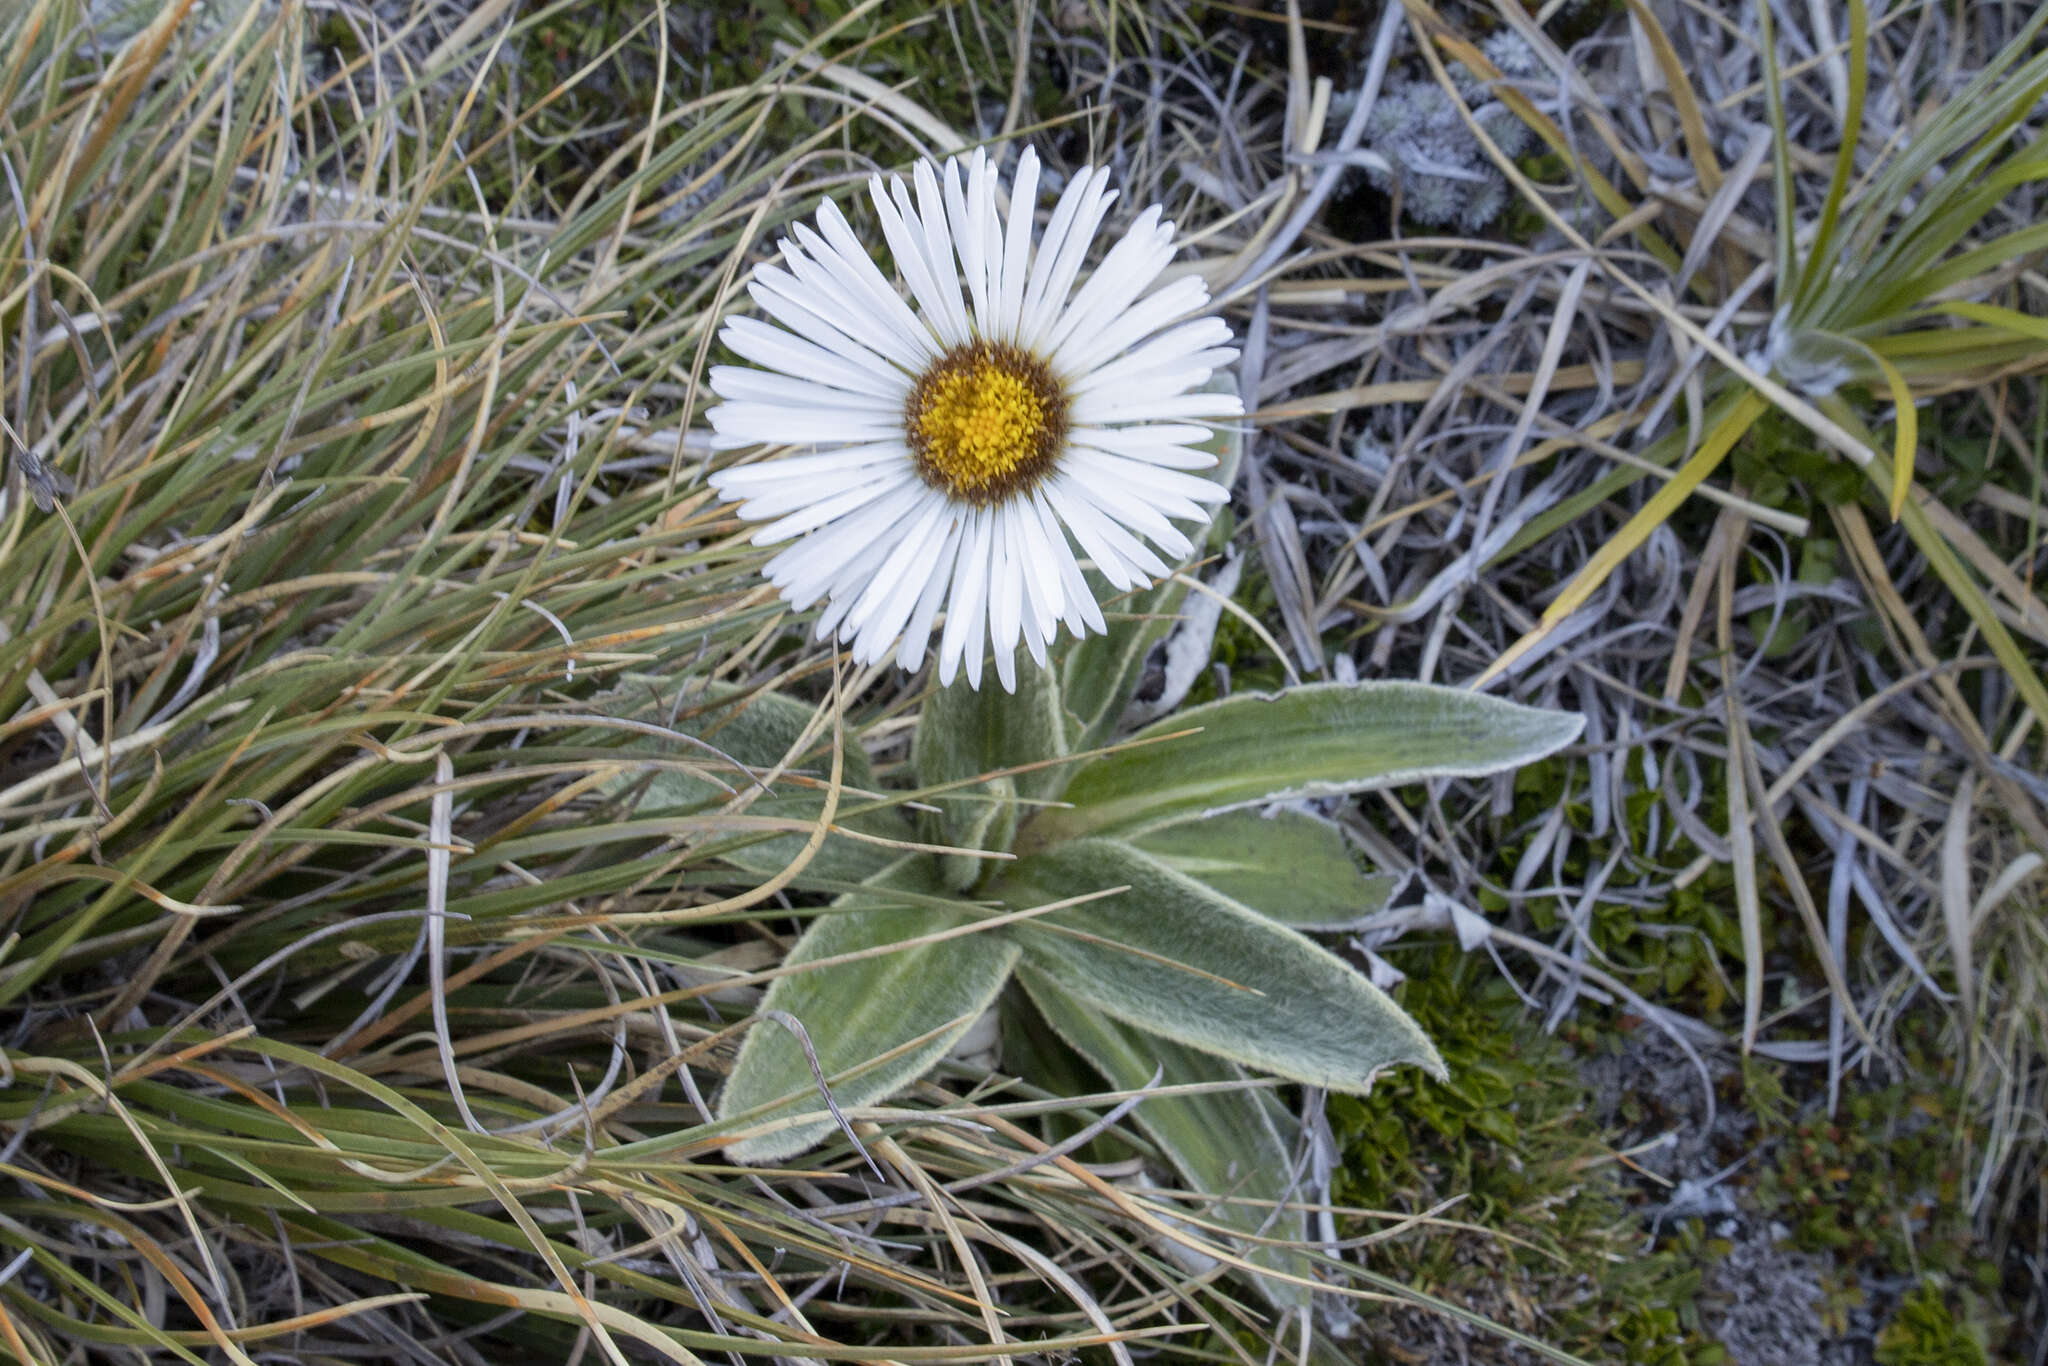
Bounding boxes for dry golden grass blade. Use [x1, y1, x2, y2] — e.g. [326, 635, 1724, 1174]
[1914, 495, 2048, 647]
[1734, 705, 1874, 1049]
[1479, 389, 1769, 685]
[875, 1133, 1011, 1357]
[1622, 0, 1723, 196]
[1832, 504, 2048, 853]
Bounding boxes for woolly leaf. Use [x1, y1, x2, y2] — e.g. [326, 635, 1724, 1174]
[718, 861, 1019, 1162]
[1017, 965, 1322, 1308]
[619, 685, 903, 883]
[996, 838, 1442, 1091]
[1132, 808, 1399, 928]
[913, 660, 1065, 887]
[1023, 681, 1584, 849]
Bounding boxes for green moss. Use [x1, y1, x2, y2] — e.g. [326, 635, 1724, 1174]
[1875, 1282, 1990, 1366]
[1329, 949, 1724, 1364]
[1728, 1017, 2021, 1354]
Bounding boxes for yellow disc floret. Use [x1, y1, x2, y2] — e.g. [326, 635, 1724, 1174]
[918, 369, 1040, 484]
[906, 340, 1067, 504]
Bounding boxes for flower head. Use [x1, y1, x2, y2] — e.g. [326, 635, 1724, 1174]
[706, 148, 1241, 691]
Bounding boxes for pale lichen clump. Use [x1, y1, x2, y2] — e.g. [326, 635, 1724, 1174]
[1337, 30, 1541, 232]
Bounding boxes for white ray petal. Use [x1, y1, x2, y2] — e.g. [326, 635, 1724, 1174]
[1070, 388, 1246, 426]
[709, 367, 905, 415]
[750, 470, 916, 545]
[1073, 347, 1237, 398]
[745, 276, 920, 378]
[1067, 317, 1236, 394]
[1065, 455, 1212, 527]
[869, 175, 968, 348]
[839, 489, 943, 631]
[711, 441, 912, 498]
[759, 258, 925, 375]
[993, 626, 1019, 692]
[706, 403, 901, 447]
[974, 153, 1004, 330]
[1004, 503, 1055, 670]
[1043, 208, 1173, 353]
[945, 153, 992, 329]
[1033, 491, 1105, 635]
[1067, 422, 1215, 450]
[996, 147, 1038, 341]
[987, 503, 1025, 675]
[768, 481, 927, 599]
[792, 216, 937, 365]
[1009, 493, 1064, 644]
[1051, 274, 1211, 379]
[940, 509, 995, 688]
[1072, 445, 1229, 509]
[1074, 356, 1235, 408]
[848, 495, 950, 660]
[897, 517, 964, 671]
[910, 161, 973, 343]
[1004, 503, 1054, 659]
[1020, 167, 1117, 345]
[774, 246, 927, 370]
[1047, 239, 1179, 365]
[808, 201, 939, 351]
[720, 317, 910, 399]
[1018, 491, 1080, 636]
[1065, 427, 1220, 470]
[1018, 166, 1098, 336]
[1072, 361, 1239, 414]
[816, 586, 859, 642]
[1063, 457, 1198, 556]
[1042, 473, 1163, 586]
[1022, 609, 1049, 669]
[732, 467, 901, 522]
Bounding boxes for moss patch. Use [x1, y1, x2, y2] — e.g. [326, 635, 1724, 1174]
[1331, 949, 1725, 1363]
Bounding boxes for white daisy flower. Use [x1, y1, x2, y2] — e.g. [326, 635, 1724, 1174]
[705, 148, 1242, 692]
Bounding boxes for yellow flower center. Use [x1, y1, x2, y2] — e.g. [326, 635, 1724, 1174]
[906, 341, 1066, 504]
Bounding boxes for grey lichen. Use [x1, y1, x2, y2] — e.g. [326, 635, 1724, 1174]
[1334, 30, 1541, 232]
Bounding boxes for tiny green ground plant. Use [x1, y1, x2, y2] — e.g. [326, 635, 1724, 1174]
[1875, 1282, 1991, 1366]
[1755, 1080, 1987, 1285]
[1737, 1017, 2022, 1354]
